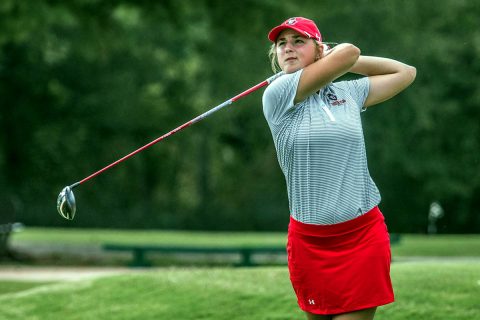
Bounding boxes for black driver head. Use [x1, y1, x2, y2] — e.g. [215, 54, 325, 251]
[57, 186, 76, 220]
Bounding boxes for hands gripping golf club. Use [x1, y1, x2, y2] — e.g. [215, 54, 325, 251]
[57, 72, 284, 220]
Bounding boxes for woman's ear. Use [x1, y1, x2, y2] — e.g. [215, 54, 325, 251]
[315, 41, 323, 61]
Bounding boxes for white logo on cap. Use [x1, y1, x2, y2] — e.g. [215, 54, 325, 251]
[286, 18, 297, 25]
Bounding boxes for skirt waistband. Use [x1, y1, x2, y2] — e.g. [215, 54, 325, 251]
[289, 206, 383, 237]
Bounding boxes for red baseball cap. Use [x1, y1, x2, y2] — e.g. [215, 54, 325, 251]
[268, 17, 322, 43]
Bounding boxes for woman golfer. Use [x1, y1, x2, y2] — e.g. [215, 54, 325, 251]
[262, 17, 416, 320]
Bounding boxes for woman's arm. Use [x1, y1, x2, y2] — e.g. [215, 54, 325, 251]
[295, 43, 360, 104]
[349, 56, 416, 107]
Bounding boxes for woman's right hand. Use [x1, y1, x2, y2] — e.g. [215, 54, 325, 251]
[321, 43, 333, 58]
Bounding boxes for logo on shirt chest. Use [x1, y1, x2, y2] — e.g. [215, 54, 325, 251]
[326, 93, 346, 106]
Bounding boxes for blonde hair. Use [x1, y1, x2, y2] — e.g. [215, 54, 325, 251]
[268, 43, 281, 73]
[268, 40, 322, 73]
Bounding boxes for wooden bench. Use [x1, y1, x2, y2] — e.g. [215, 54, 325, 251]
[103, 244, 286, 267]
[390, 233, 401, 245]
[0, 222, 23, 260]
[103, 234, 401, 267]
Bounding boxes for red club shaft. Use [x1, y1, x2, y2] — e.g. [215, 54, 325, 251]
[71, 72, 283, 189]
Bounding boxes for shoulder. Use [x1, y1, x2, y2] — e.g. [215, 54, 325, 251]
[263, 70, 304, 124]
[263, 70, 303, 99]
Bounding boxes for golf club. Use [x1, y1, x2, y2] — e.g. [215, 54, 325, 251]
[57, 72, 284, 220]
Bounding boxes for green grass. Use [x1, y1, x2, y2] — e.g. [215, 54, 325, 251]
[11, 227, 287, 247]
[0, 262, 478, 320]
[5, 229, 479, 318]
[11, 228, 480, 256]
[382, 262, 480, 319]
[0, 281, 54, 295]
[391, 234, 480, 257]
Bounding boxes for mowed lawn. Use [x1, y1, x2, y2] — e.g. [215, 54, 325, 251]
[4, 229, 480, 319]
[1, 262, 479, 320]
[11, 227, 480, 257]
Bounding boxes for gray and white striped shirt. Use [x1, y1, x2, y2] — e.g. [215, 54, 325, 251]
[262, 70, 381, 225]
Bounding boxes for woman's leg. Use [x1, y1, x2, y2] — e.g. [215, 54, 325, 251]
[332, 307, 376, 320]
[305, 312, 332, 320]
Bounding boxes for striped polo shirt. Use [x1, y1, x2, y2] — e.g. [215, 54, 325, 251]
[262, 70, 381, 225]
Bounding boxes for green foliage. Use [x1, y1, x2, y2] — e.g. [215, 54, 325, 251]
[0, 0, 478, 232]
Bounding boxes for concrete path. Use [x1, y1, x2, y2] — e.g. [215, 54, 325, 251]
[1, 257, 478, 282]
[0, 266, 147, 282]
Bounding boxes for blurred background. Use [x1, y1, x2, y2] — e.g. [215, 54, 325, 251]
[1, 0, 479, 234]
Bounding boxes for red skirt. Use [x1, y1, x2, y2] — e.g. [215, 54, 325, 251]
[287, 206, 394, 315]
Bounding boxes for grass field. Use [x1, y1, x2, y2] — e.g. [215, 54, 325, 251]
[11, 227, 480, 257]
[3, 229, 480, 319]
[0, 262, 479, 320]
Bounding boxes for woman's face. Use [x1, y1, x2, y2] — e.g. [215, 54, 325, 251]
[276, 29, 319, 74]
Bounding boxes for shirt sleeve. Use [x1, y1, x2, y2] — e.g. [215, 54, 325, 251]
[338, 77, 370, 112]
[262, 70, 303, 125]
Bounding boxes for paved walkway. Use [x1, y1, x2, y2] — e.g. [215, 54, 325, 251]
[0, 266, 147, 282]
[1, 257, 479, 282]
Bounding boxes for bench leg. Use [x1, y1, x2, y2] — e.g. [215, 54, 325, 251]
[239, 250, 254, 267]
[130, 249, 151, 267]
[0, 231, 11, 260]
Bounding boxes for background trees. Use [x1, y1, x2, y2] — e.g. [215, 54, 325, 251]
[1, 0, 479, 233]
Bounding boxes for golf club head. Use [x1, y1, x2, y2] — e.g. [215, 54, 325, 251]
[57, 186, 76, 220]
